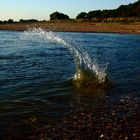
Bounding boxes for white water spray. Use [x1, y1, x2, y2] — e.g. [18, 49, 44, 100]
[21, 28, 108, 84]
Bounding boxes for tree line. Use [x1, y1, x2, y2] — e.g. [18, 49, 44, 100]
[50, 1, 140, 21]
[0, 0, 139, 24]
[0, 19, 42, 24]
[76, 0, 140, 21]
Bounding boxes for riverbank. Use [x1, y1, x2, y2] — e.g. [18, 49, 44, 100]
[0, 21, 140, 34]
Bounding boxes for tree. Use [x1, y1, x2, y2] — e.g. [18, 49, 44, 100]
[102, 10, 114, 18]
[76, 12, 87, 19]
[7, 19, 14, 23]
[87, 10, 102, 19]
[50, 11, 69, 20]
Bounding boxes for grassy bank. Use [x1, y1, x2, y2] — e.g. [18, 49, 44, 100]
[0, 21, 140, 34]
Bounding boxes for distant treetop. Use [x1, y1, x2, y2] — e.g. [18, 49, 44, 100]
[19, 19, 39, 23]
[50, 11, 69, 20]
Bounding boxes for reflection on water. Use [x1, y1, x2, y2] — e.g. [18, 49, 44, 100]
[0, 30, 140, 138]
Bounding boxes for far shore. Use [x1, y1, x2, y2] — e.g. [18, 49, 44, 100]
[0, 21, 140, 34]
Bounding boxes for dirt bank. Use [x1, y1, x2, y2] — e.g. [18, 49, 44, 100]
[0, 22, 140, 34]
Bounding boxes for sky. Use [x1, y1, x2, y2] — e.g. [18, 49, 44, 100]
[0, 0, 138, 21]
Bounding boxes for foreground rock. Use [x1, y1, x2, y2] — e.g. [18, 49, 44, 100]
[1, 97, 140, 140]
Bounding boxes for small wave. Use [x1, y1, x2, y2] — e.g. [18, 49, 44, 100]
[0, 54, 23, 60]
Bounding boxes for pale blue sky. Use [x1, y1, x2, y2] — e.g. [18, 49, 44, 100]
[0, 0, 138, 21]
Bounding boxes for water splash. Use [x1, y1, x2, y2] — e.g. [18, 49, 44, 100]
[21, 28, 108, 86]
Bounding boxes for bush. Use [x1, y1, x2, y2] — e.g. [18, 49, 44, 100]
[19, 19, 38, 23]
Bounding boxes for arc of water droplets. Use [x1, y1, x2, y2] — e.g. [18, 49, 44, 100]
[21, 28, 107, 83]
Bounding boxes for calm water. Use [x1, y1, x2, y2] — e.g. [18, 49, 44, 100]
[0, 29, 140, 136]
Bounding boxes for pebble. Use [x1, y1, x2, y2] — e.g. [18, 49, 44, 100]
[100, 134, 104, 138]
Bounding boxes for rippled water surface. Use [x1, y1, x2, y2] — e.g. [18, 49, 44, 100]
[0, 30, 140, 137]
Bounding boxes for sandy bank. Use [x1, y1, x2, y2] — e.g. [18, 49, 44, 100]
[0, 22, 140, 34]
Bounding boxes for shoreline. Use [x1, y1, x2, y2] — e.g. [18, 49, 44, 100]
[0, 22, 140, 34]
[2, 97, 140, 139]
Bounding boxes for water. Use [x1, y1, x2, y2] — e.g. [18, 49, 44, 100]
[0, 29, 140, 137]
